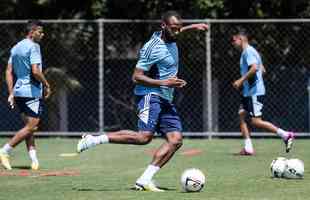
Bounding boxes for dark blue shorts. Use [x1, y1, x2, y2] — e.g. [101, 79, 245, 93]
[136, 94, 182, 135]
[239, 95, 265, 117]
[15, 97, 44, 118]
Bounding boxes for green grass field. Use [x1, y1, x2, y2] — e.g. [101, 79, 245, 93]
[0, 138, 308, 200]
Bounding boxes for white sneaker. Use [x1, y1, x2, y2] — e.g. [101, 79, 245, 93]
[0, 151, 12, 170]
[77, 134, 96, 153]
[284, 132, 295, 153]
[134, 181, 165, 192]
[31, 162, 39, 170]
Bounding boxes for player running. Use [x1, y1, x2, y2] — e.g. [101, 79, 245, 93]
[231, 29, 295, 155]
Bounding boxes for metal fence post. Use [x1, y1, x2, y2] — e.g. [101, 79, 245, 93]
[204, 21, 212, 139]
[207, 22, 213, 139]
[98, 20, 104, 133]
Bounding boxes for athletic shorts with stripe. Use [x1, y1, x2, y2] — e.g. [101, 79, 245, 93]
[15, 97, 44, 118]
[136, 94, 182, 135]
[239, 95, 265, 117]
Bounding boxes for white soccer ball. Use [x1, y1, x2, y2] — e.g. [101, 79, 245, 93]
[181, 168, 206, 192]
[283, 158, 304, 179]
[270, 157, 287, 178]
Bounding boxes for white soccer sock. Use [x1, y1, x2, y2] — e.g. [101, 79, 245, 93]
[136, 164, 160, 185]
[29, 149, 39, 164]
[276, 128, 289, 139]
[1, 143, 13, 154]
[94, 135, 109, 145]
[244, 138, 254, 153]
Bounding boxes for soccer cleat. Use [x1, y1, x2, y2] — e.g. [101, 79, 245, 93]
[134, 181, 165, 192]
[77, 134, 96, 153]
[0, 152, 12, 170]
[236, 148, 255, 156]
[31, 162, 39, 170]
[284, 132, 295, 153]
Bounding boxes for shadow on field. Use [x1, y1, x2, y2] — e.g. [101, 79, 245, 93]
[13, 165, 31, 170]
[72, 187, 127, 192]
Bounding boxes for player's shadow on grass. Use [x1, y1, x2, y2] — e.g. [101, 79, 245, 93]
[129, 186, 176, 191]
[72, 187, 127, 192]
[13, 165, 31, 170]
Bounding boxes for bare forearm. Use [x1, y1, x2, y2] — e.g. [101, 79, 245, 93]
[33, 72, 49, 87]
[240, 65, 257, 83]
[133, 74, 166, 87]
[5, 66, 14, 95]
[180, 23, 208, 33]
[180, 24, 195, 33]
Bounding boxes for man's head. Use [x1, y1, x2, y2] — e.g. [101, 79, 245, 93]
[231, 29, 249, 50]
[26, 20, 44, 43]
[161, 11, 182, 42]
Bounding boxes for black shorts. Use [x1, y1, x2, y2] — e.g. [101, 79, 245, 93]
[15, 97, 44, 118]
[239, 95, 265, 117]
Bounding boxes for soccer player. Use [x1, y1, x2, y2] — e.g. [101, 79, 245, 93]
[231, 29, 295, 155]
[0, 20, 51, 170]
[77, 11, 208, 192]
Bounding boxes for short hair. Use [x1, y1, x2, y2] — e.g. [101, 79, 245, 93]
[161, 11, 181, 23]
[26, 20, 43, 33]
[233, 28, 249, 38]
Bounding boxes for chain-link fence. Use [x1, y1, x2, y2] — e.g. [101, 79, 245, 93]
[0, 19, 309, 136]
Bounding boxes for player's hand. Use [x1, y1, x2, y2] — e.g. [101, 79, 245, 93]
[191, 23, 209, 31]
[232, 79, 243, 90]
[44, 85, 52, 99]
[7, 94, 15, 109]
[165, 77, 187, 88]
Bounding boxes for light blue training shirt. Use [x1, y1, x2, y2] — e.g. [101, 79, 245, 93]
[240, 45, 265, 97]
[134, 31, 179, 102]
[8, 38, 43, 98]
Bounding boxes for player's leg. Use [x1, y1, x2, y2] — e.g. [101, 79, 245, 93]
[0, 97, 42, 170]
[77, 130, 154, 153]
[135, 132, 182, 192]
[238, 97, 254, 155]
[151, 131, 182, 167]
[77, 94, 158, 153]
[21, 114, 40, 170]
[239, 109, 254, 155]
[0, 116, 40, 170]
[25, 133, 39, 170]
[249, 95, 295, 152]
[135, 99, 183, 191]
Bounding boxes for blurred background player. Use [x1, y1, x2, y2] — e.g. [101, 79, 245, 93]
[0, 20, 51, 170]
[76, 11, 208, 192]
[231, 29, 294, 155]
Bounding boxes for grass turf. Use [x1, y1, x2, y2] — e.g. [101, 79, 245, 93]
[0, 138, 308, 200]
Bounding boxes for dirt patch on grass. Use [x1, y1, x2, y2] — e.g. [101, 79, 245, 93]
[0, 169, 80, 177]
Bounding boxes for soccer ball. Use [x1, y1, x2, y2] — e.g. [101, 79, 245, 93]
[270, 157, 287, 178]
[283, 158, 304, 179]
[180, 168, 206, 192]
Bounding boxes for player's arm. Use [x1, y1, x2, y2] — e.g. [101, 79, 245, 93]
[180, 23, 208, 33]
[6, 63, 14, 97]
[233, 64, 257, 90]
[6, 63, 15, 108]
[132, 68, 186, 88]
[31, 64, 51, 98]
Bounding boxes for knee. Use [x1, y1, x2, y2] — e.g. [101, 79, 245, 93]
[138, 133, 153, 145]
[170, 138, 183, 149]
[25, 125, 38, 133]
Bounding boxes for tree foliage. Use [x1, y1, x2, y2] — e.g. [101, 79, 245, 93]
[0, 0, 309, 19]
